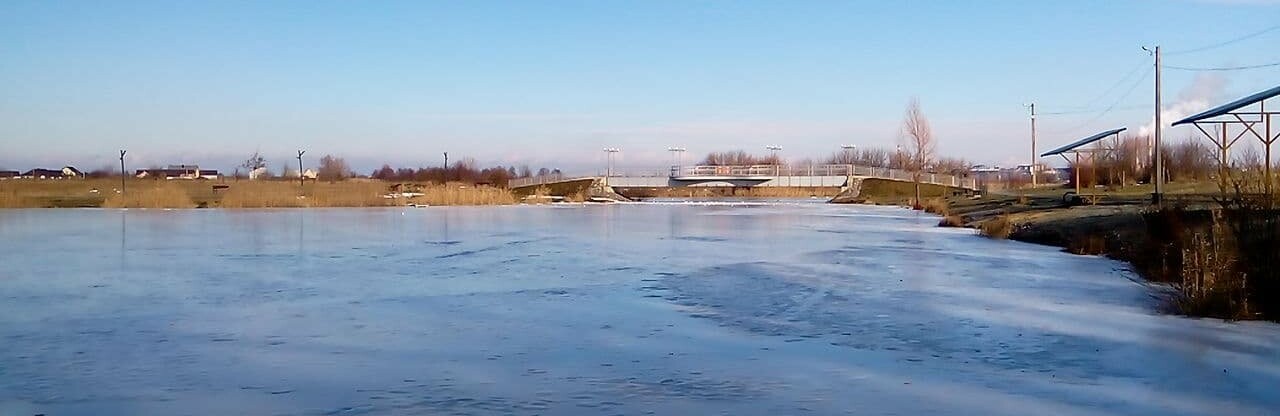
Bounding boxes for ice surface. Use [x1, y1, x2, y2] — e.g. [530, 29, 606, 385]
[0, 202, 1276, 415]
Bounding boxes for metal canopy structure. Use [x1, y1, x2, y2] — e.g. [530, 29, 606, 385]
[1041, 128, 1126, 196]
[1041, 127, 1127, 157]
[1172, 85, 1280, 193]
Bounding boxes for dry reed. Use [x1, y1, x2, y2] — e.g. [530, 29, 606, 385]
[979, 215, 1013, 239]
[103, 184, 196, 208]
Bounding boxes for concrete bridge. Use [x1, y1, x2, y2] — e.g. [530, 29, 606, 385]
[509, 164, 978, 199]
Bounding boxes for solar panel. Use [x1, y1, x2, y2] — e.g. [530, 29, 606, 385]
[1040, 127, 1126, 157]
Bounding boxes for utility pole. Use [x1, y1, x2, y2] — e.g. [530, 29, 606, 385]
[1026, 103, 1037, 187]
[443, 152, 449, 183]
[1145, 45, 1164, 204]
[119, 150, 127, 195]
[296, 150, 306, 190]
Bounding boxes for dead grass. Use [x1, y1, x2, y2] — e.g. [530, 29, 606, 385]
[565, 190, 588, 203]
[938, 214, 964, 227]
[0, 178, 516, 208]
[1067, 234, 1108, 255]
[0, 187, 28, 208]
[218, 182, 309, 208]
[920, 197, 949, 215]
[103, 183, 196, 208]
[979, 215, 1013, 239]
[415, 184, 514, 206]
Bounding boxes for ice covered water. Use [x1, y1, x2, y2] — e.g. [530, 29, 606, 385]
[1, 202, 1277, 415]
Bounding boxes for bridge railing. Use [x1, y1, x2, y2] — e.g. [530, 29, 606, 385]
[671, 164, 976, 189]
[509, 164, 978, 190]
[508, 173, 573, 188]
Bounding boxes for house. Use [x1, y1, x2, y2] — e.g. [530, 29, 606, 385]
[0, 170, 18, 180]
[135, 165, 220, 180]
[286, 168, 319, 180]
[20, 168, 65, 179]
[15, 166, 81, 179]
[248, 167, 269, 180]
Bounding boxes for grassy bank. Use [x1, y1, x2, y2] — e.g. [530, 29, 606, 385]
[0, 179, 515, 208]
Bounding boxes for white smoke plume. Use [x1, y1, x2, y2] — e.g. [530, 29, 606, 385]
[1137, 73, 1228, 137]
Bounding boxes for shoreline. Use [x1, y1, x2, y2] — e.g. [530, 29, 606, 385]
[854, 188, 1277, 322]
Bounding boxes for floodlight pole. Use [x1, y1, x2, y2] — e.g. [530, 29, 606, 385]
[667, 147, 686, 176]
[766, 145, 782, 176]
[119, 150, 127, 195]
[841, 144, 856, 175]
[603, 148, 620, 185]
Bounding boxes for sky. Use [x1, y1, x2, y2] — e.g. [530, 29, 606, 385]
[2, 0, 1279, 174]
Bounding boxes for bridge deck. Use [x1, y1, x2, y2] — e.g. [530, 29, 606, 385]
[508, 164, 977, 190]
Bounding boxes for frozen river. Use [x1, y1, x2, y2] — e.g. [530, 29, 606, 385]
[1, 202, 1277, 415]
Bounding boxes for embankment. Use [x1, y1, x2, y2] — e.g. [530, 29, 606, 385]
[930, 193, 1277, 321]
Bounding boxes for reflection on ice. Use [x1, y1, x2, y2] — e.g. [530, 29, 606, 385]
[0, 203, 1277, 415]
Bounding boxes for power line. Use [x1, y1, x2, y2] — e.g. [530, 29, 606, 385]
[1066, 59, 1150, 111]
[1166, 24, 1280, 55]
[1163, 61, 1280, 71]
[1040, 104, 1147, 116]
[1044, 65, 1153, 135]
[1038, 59, 1147, 115]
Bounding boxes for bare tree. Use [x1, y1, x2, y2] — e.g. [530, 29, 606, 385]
[933, 157, 972, 177]
[900, 97, 936, 205]
[317, 154, 349, 182]
[701, 150, 779, 166]
[242, 151, 267, 170]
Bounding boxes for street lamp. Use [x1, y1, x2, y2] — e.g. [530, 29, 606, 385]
[603, 148, 620, 183]
[765, 145, 782, 163]
[840, 144, 856, 175]
[840, 144, 857, 162]
[667, 147, 686, 175]
[765, 145, 783, 176]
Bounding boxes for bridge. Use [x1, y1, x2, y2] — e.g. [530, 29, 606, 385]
[509, 164, 978, 199]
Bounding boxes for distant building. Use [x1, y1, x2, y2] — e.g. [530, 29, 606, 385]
[248, 167, 270, 180]
[0, 170, 18, 179]
[135, 165, 220, 180]
[286, 168, 319, 180]
[20, 167, 80, 179]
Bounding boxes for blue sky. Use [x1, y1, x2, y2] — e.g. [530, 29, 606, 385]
[2, 0, 1278, 174]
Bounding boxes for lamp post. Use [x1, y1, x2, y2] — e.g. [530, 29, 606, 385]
[840, 144, 856, 175]
[766, 145, 782, 175]
[603, 148, 620, 185]
[667, 146, 686, 176]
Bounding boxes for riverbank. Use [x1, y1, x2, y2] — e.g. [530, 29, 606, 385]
[902, 187, 1278, 321]
[0, 179, 515, 208]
